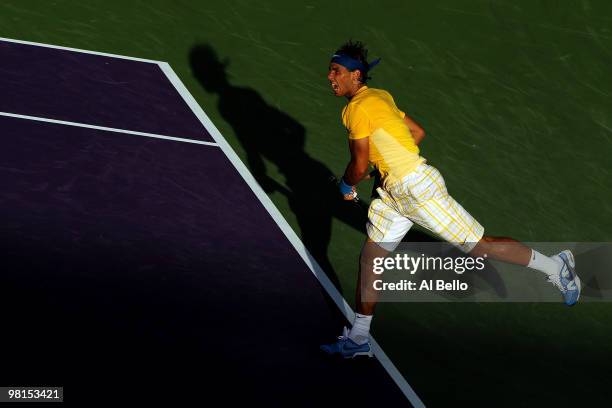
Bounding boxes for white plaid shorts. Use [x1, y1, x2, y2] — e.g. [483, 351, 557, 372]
[366, 163, 484, 252]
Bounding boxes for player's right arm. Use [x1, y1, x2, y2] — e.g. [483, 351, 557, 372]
[343, 137, 370, 185]
[337, 137, 369, 201]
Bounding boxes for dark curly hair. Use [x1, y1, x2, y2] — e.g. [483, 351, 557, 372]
[335, 40, 370, 83]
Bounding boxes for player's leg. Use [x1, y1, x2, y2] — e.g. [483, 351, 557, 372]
[468, 236, 580, 305]
[320, 197, 412, 357]
[404, 163, 581, 305]
[469, 236, 531, 264]
[356, 238, 391, 316]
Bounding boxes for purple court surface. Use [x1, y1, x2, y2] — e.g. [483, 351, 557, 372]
[0, 39, 416, 406]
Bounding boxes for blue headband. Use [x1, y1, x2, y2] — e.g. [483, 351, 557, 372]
[330, 53, 381, 77]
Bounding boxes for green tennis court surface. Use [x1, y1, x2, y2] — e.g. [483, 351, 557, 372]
[1, 1, 611, 406]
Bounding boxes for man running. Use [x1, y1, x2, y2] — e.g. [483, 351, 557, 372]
[321, 40, 581, 358]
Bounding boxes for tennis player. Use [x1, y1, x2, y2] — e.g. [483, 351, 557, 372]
[321, 40, 581, 358]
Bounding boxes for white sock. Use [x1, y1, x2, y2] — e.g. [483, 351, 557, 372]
[348, 313, 372, 345]
[527, 250, 560, 277]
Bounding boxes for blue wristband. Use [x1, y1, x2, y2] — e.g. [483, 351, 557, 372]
[339, 178, 354, 195]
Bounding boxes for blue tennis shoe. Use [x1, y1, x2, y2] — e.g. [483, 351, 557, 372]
[320, 327, 373, 358]
[548, 250, 581, 306]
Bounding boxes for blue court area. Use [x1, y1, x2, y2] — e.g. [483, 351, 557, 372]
[0, 40, 414, 405]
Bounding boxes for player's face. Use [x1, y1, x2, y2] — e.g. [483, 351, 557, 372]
[327, 63, 357, 97]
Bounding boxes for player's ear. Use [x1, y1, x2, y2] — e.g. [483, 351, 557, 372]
[351, 69, 362, 84]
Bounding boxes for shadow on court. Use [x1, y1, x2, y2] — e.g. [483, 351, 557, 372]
[188, 44, 362, 296]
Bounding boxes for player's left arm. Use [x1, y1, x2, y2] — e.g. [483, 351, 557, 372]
[403, 113, 426, 145]
[343, 137, 370, 185]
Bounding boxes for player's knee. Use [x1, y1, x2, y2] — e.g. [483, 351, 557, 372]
[470, 237, 491, 257]
[360, 241, 389, 271]
[470, 235, 517, 257]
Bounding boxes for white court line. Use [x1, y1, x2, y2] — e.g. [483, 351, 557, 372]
[158, 61, 426, 408]
[0, 36, 163, 64]
[0, 111, 219, 147]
